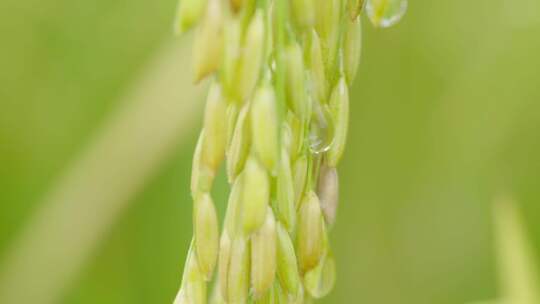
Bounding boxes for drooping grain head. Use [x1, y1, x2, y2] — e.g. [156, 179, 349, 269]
[174, 0, 406, 302]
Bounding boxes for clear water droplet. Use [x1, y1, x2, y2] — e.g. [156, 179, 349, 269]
[309, 103, 334, 154]
[366, 0, 407, 28]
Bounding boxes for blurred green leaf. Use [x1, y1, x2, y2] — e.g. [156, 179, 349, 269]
[494, 197, 540, 304]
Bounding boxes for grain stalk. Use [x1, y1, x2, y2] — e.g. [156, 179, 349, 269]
[173, 0, 406, 303]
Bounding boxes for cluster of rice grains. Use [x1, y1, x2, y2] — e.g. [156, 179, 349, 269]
[173, 0, 406, 303]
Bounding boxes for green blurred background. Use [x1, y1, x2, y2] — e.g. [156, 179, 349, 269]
[1, 0, 539, 303]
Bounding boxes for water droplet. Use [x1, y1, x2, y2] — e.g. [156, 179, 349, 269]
[366, 0, 407, 28]
[309, 103, 334, 154]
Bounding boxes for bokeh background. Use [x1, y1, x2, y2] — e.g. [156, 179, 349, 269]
[1, 0, 539, 303]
